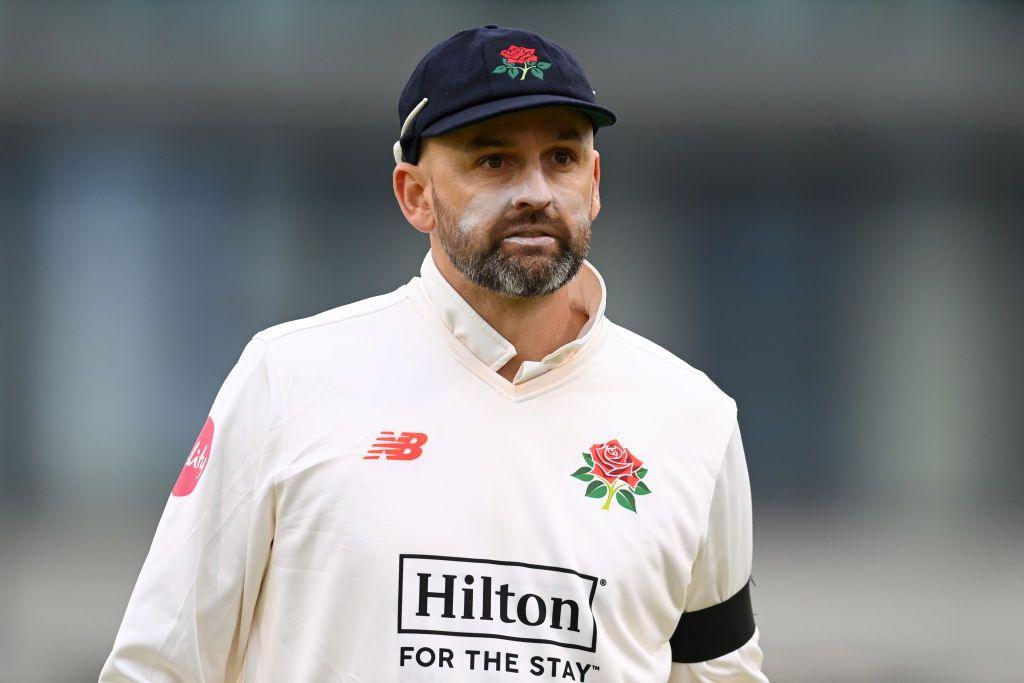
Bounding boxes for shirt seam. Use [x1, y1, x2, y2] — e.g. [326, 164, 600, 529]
[253, 336, 285, 505]
[683, 407, 740, 615]
[230, 336, 282, 680]
[608, 324, 708, 380]
[258, 290, 409, 342]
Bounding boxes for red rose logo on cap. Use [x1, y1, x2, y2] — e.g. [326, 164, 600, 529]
[172, 416, 214, 497]
[492, 44, 552, 81]
[500, 44, 536, 64]
[570, 438, 652, 513]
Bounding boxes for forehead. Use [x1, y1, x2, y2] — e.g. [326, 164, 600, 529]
[438, 106, 593, 151]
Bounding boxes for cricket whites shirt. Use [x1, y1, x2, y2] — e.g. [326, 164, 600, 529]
[99, 249, 769, 682]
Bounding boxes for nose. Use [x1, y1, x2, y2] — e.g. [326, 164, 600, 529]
[510, 162, 553, 212]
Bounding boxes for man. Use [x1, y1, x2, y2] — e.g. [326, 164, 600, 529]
[100, 24, 768, 682]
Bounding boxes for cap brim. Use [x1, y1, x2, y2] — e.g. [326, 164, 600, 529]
[419, 93, 617, 140]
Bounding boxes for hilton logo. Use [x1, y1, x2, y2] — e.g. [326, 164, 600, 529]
[397, 554, 599, 652]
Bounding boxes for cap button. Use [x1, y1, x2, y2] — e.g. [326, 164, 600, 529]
[484, 24, 498, 29]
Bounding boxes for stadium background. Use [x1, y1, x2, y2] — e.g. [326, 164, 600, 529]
[1, 2, 1021, 681]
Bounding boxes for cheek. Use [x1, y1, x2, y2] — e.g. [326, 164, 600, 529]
[551, 181, 592, 222]
[455, 187, 517, 234]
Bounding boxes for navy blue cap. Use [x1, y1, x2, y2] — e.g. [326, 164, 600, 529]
[394, 24, 617, 165]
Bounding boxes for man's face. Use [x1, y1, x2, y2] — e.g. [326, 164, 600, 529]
[420, 106, 599, 298]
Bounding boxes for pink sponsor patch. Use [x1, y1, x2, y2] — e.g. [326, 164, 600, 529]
[172, 416, 214, 497]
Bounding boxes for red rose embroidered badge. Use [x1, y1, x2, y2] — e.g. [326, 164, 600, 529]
[570, 439, 652, 513]
[492, 43, 552, 81]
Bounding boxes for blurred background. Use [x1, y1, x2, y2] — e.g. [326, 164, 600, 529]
[1, 1, 1022, 681]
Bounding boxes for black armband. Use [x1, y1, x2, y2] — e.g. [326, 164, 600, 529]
[670, 578, 755, 663]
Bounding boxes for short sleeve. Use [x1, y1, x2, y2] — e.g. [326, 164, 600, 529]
[99, 335, 281, 682]
[668, 415, 768, 681]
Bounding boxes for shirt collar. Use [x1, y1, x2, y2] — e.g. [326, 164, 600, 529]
[414, 248, 607, 385]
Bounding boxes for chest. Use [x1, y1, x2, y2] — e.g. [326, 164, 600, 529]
[265, 380, 722, 649]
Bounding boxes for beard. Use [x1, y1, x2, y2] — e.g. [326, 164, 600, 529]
[431, 185, 592, 298]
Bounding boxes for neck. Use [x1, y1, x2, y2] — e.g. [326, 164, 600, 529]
[431, 245, 589, 382]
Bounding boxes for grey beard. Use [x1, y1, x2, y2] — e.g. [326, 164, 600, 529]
[448, 243, 586, 298]
[430, 184, 590, 298]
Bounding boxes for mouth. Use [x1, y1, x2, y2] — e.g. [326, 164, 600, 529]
[507, 228, 551, 237]
[501, 226, 559, 247]
[503, 226, 554, 237]
[503, 234, 557, 247]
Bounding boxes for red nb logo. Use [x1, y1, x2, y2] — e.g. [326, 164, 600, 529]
[364, 431, 428, 461]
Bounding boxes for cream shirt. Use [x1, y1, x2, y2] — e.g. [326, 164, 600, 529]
[99, 249, 768, 682]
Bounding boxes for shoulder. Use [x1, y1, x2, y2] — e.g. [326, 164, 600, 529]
[246, 285, 414, 374]
[603, 318, 740, 463]
[254, 286, 410, 344]
[603, 318, 737, 419]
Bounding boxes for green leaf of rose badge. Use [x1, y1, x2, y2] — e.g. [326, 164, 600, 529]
[492, 43, 552, 81]
[570, 439, 651, 513]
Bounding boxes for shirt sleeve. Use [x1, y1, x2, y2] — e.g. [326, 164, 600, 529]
[99, 335, 281, 683]
[667, 413, 769, 682]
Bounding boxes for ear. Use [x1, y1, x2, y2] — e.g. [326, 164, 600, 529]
[393, 161, 435, 234]
[589, 149, 601, 221]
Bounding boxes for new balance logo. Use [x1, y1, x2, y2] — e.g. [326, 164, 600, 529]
[364, 431, 429, 460]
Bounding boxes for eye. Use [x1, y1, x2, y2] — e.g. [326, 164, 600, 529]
[552, 149, 577, 165]
[479, 155, 505, 169]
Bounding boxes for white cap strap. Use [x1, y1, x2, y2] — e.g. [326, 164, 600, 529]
[393, 97, 429, 164]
